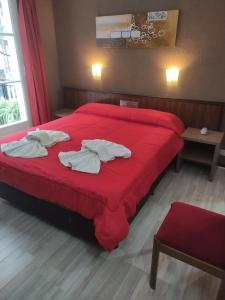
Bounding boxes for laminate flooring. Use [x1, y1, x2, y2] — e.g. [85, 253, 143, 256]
[0, 164, 224, 300]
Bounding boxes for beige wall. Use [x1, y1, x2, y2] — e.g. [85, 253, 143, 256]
[53, 0, 225, 103]
[36, 0, 62, 111]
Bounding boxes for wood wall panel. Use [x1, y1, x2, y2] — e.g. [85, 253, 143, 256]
[64, 88, 225, 131]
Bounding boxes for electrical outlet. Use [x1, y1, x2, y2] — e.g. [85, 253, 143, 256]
[120, 100, 138, 108]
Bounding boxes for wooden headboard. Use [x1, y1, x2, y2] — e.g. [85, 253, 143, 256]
[64, 87, 225, 130]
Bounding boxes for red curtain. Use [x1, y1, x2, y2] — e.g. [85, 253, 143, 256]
[18, 0, 51, 126]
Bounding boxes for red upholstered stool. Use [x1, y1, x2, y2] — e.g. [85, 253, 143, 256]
[150, 202, 225, 300]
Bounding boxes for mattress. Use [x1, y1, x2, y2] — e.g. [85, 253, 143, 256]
[0, 103, 184, 250]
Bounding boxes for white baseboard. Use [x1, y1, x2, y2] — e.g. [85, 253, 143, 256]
[220, 149, 225, 157]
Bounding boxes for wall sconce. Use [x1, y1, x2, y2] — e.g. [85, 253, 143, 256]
[92, 63, 102, 80]
[166, 67, 180, 86]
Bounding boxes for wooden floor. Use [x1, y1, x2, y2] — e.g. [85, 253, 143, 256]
[0, 164, 224, 300]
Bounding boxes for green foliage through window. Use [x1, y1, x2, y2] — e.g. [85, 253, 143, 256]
[0, 100, 21, 125]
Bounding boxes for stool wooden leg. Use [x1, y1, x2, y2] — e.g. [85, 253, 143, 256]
[150, 237, 160, 290]
[217, 278, 225, 300]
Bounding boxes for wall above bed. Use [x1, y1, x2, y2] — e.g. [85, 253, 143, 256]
[53, 0, 225, 103]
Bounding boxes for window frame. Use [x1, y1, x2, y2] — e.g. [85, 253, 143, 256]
[0, 0, 31, 137]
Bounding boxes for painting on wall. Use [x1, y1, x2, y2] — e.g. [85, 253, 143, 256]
[96, 10, 179, 49]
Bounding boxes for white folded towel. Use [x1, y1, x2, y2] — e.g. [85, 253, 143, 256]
[82, 139, 131, 162]
[59, 149, 101, 174]
[1, 129, 70, 158]
[26, 129, 52, 146]
[58, 139, 131, 174]
[1, 138, 48, 158]
[26, 129, 70, 147]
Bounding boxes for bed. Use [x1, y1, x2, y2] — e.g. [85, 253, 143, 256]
[0, 103, 184, 250]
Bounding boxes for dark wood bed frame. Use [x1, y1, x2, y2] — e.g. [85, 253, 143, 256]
[64, 88, 225, 130]
[0, 88, 224, 248]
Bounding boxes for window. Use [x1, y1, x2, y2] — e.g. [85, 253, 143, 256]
[0, 0, 30, 135]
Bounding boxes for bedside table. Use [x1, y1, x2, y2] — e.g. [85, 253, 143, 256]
[53, 108, 74, 119]
[176, 127, 224, 181]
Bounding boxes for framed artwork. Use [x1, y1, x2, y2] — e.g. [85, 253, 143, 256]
[96, 10, 179, 49]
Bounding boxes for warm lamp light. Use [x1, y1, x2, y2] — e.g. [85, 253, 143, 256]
[166, 67, 180, 85]
[92, 63, 102, 80]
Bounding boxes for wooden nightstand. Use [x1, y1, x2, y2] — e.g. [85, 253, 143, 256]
[176, 127, 224, 181]
[53, 108, 74, 119]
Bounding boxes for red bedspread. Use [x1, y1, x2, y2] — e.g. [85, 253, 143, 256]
[0, 103, 184, 250]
